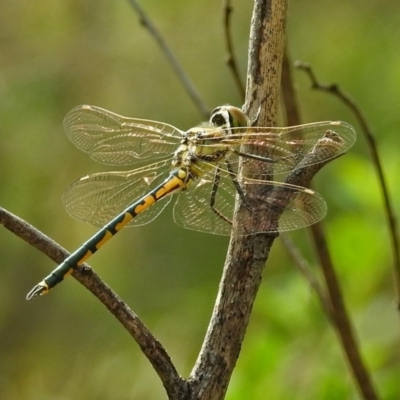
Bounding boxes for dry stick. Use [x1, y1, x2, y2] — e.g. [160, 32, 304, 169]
[280, 49, 332, 317]
[296, 61, 400, 310]
[0, 207, 187, 399]
[126, 0, 210, 119]
[280, 48, 301, 126]
[311, 223, 379, 400]
[280, 234, 333, 318]
[222, 0, 246, 100]
[280, 49, 337, 317]
[280, 57, 380, 400]
[188, 1, 290, 399]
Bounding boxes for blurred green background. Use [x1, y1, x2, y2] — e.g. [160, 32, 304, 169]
[1, 0, 399, 399]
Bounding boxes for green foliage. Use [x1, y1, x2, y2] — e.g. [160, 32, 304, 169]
[0, 0, 398, 399]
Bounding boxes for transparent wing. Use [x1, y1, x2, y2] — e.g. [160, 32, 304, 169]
[63, 105, 184, 166]
[62, 160, 173, 228]
[202, 121, 356, 177]
[61, 114, 348, 234]
[235, 180, 327, 235]
[173, 162, 327, 236]
[173, 167, 237, 235]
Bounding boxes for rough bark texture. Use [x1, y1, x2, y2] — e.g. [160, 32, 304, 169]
[187, 1, 288, 399]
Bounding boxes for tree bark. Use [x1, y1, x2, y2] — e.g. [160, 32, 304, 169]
[187, 1, 288, 399]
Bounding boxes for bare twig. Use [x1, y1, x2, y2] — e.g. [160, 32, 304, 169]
[126, 0, 210, 118]
[280, 60, 380, 399]
[280, 47, 301, 126]
[296, 61, 400, 309]
[311, 222, 379, 400]
[0, 206, 188, 399]
[280, 234, 333, 318]
[280, 48, 328, 307]
[222, 0, 246, 100]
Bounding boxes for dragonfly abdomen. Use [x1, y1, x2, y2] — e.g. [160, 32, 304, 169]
[26, 169, 187, 299]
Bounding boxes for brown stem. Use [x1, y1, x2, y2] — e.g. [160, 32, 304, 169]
[280, 58, 380, 400]
[188, 1, 289, 398]
[311, 222, 379, 400]
[223, 0, 246, 101]
[0, 206, 187, 399]
[296, 61, 400, 309]
[280, 233, 333, 318]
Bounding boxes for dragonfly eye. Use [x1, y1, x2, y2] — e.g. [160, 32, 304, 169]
[226, 106, 249, 128]
[210, 105, 248, 130]
[210, 107, 231, 128]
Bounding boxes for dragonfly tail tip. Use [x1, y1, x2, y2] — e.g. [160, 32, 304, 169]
[26, 284, 48, 301]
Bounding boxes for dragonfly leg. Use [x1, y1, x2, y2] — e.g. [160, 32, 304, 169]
[233, 149, 274, 163]
[224, 159, 251, 211]
[209, 159, 252, 225]
[210, 166, 232, 224]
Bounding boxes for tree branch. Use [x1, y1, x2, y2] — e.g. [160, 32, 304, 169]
[295, 61, 400, 311]
[223, 0, 246, 100]
[0, 206, 187, 399]
[279, 59, 380, 400]
[280, 234, 333, 318]
[188, 1, 289, 398]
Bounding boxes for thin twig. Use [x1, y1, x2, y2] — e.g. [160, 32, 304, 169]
[280, 59, 380, 399]
[0, 206, 187, 399]
[280, 48, 301, 126]
[296, 61, 400, 310]
[311, 222, 379, 400]
[126, 0, 210, 118]
[222, 0, 246, 101]
[280, 234, 333, 318]
[280, 48, 333, 317]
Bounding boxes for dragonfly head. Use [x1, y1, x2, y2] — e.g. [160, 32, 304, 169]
[209, 105, 249, 131]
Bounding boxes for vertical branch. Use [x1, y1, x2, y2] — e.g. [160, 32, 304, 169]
[295, 62, 400, 310]
[281, 58, 380, 400]
[243, 0, 287, 125]
[223, 0, 246, 100]
[311, 222, 380, 400]
[280, 48, 301, 125]
[189, 1, 287, 399]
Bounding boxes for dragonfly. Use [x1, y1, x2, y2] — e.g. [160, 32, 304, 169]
[26, 104, 356, 300]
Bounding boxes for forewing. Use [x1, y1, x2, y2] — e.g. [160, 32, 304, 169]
[63, 105, 183, 166]
[218, 121, 356, 177]
[62, 160, 173, 228]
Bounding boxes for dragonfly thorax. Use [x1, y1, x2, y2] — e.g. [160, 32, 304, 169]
[171, 125, 232, 180]
[170, 106, 249, 180]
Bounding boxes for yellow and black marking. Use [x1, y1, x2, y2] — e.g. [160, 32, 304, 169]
[26, 169, 187, 300]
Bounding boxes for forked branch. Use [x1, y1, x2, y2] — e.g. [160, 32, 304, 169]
[279, 57, 380, 400]
[296, 61, 400, 310]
